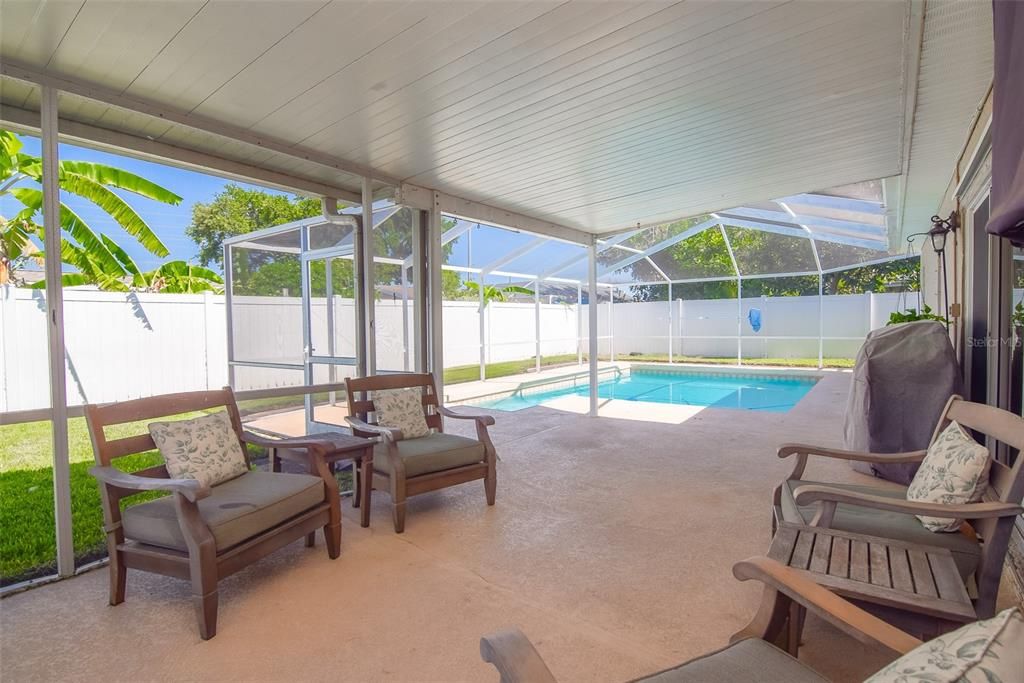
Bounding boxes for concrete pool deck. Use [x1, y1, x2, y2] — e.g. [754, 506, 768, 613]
[6, 372, 1015, 683]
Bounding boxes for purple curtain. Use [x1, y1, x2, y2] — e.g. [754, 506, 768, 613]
[988, 1, 1024, 244]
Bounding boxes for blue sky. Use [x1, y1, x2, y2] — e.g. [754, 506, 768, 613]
[2, 132, 291, 272]
[2, 130, 573, 279]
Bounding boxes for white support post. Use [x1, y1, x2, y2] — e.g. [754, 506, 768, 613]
[719, 224, 741, 367]
[678, 298, 684, 360]
[607, 292, 614, 363]
[478, 272, 486, 381]
[817, 273, 824, 369]
[576, 283, 583, 366]
[325, 258, 337, 403]
[534, 279, 541, 373]
[400, 261, 410, 371]
[667, 282, 674, 363]
[429, 193, 445, 399]
[412, 210, 426, 372]
[736, 277, 743, 366]
[588, 241, 599, 417]
[40, 86, 74, 577]
[223, 243, 236, 387]
[361, 177, 376, 375]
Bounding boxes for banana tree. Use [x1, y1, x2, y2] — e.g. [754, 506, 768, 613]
[464, 281, 535, 307]
[0, 129, 182, 287]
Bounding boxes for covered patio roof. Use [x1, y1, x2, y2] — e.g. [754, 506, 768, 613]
[0, 1, 993, 245]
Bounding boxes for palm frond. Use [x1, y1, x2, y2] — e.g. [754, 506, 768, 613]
[10, 187, 125, 276]
[57, 171, 170, 257]
[58, 161, 182, 204]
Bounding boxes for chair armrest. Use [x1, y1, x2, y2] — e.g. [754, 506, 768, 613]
[794, 485, 1024, 521]
[733, 557, 922, 657]
[480, 628, 558, 683]
[89, 465, 210, 502]
[344, 416, 401, 442]
[437, 404, 496, 426]
[777, 443, 928, 480]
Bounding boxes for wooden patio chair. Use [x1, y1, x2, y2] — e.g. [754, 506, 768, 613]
[86, 387, 341, 639]
[480, 556, 931, 683]
[772, 395, 1024, 627]
[345, 373, 497, 533]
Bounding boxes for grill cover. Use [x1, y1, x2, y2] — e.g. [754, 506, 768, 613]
[844, 321, 962, 484]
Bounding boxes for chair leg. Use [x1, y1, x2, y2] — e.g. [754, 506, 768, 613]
[392, 501, 406, 533]
[305, 531, 316, 547]
[359, 456, 373, 528]
[324, 520, 341, 559]
[485, 470, 497, 506]
[189, 548, 219, 640]
[109, 549, 127, 605]
[352, 465, 362, 509]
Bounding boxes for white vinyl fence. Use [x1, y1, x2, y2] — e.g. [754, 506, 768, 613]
[2, 287, 916, 413]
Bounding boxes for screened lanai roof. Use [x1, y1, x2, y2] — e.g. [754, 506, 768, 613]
[232, 181, 911, 290]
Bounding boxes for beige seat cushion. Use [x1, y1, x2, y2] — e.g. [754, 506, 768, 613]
[781, 479, 980, 579]
[373, 432, 485, 478]
[123, 471, 325, 552]
[640, 638, 826, 683]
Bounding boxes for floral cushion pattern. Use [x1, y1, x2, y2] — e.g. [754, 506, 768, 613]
[374, 388, 431, 440]
[148, 411, 249, 488]
[865, 607, 1023, 683]
[907, 421, 991, 532]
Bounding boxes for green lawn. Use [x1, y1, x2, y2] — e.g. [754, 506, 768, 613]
[2, 355, 847, 584]
[0, 416, 182, 584]
[0, 405, 357, 586]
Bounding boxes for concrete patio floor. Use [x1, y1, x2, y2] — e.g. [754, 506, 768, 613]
[1, 373, 1016, 682]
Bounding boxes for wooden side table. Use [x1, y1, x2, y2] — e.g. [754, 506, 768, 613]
[259, 431, 376, 528]
[755, 522, 976, 653]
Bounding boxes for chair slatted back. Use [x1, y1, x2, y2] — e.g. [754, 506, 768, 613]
[345, 373, 443, 434]
[931, 395, 1024, 616]
[86, 387, 245, 470]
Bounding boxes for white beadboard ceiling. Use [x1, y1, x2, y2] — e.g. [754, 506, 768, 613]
[0, 0, 993, 238]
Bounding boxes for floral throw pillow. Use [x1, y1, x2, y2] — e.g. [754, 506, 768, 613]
[865, 607, 1023, 683]
[148, 411, 249, 488]
[907, 421, 991, 532]
[374, 388, 431, 440]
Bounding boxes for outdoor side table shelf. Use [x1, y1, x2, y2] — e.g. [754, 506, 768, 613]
[249, 430, 376, 528]
[757, 521, 976, 653]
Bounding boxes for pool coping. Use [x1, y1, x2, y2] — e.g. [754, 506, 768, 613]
[453, 362, 831, 408]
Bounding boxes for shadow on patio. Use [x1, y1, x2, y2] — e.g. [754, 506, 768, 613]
[7, 373, 991, 683]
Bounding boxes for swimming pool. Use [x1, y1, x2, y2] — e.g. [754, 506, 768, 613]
[472, 368, 818, 412]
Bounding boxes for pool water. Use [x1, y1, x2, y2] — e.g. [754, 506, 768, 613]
[474, 370, 817, 412]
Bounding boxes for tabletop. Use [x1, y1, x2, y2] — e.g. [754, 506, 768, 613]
[769, 521, 975, 622]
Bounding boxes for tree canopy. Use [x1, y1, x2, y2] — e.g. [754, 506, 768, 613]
[609, 216, 919, 301]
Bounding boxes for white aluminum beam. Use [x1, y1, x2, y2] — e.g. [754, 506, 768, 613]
[778, 193, 887, 215]
[429, 193, 445, 398]
[40, 86, 74, 577]
[537, 231, 636, 280]
[1, 62, 399, 185]
[588, 241, 599, 417]
[597, 218, 720, 276]
[362, 177, 376, 375]
[399, 183, 589, 245]
[715, 216, 887, 250]
[0, 103, 363, 203]
[722, 207, 886, 237]
[480, 236, 547, 275]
